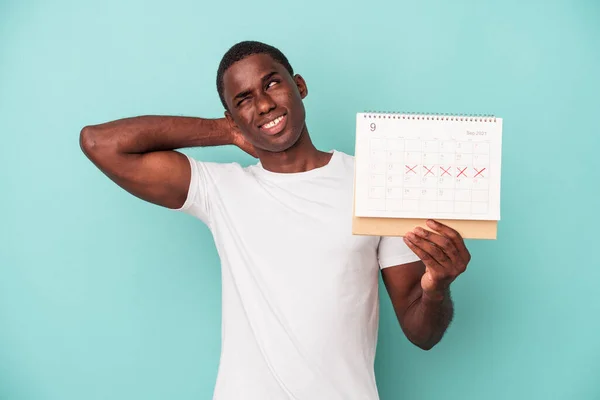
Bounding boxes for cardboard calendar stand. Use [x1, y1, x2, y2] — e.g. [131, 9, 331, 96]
[351, 212, 498, 240]
[351, 202, 498, 239]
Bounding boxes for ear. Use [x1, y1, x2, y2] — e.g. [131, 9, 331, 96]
[294, 74, 308, 99]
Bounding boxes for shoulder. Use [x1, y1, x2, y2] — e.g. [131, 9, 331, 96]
[334, 149, 355, 163]
[331, 150, 356, 176]
[185, 155, 256, 185]
[332, 150, 355, 171]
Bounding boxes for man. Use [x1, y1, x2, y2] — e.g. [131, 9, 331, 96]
[80, 40, 471, 399]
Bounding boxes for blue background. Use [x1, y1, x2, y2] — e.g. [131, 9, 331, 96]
[1, 0, 599, 399]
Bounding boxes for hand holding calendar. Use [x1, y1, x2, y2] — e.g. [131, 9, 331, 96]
[403, 219, 471, 297]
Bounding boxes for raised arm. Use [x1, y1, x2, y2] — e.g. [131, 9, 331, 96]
[79, 115, 256, 209]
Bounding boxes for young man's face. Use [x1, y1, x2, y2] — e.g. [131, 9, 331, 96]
[222, 53, 308, 153]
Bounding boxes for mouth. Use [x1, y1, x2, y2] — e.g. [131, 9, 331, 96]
[259, 113, 287, 136]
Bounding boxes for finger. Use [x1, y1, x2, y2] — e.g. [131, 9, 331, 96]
[403, 236, 450, 286]
[426, 220, 470, 260]
[403, 235, 441, 267]
[404, 232, 451, 268]
[411, 226, 460, 263]
[404, 235, 461, 292]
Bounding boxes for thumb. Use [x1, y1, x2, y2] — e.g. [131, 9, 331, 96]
[421, 269, 436, 293]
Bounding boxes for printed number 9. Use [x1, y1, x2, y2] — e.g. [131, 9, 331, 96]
[370, 123, 376, 131]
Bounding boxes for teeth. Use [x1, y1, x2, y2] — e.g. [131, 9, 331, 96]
[264, 115, 284, 129]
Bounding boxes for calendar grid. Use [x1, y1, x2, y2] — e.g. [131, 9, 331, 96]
[367, 137, 492, 217]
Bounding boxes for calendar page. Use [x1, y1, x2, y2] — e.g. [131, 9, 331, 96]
[354, 112, 502, 221]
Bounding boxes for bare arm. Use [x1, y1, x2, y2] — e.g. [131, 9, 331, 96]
[381, 220, 471, 350]
[79, 115, 255, 209]
[382, 261, 454, 350]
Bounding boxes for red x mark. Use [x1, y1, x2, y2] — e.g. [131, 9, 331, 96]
[423, 166, 434, 176]
[405, 165, 417, 174]
[457, 167, 468, 178]
[474, 167, 486, 178]
[440, 166, 451, 177]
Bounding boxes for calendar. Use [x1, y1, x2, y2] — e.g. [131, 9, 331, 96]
[354, 112, 502, 221]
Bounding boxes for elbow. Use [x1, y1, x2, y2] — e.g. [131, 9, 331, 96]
[415, 341, 437, 351]
[79, 125, 114, 159]
[79, 125, 98, 156]
[406, 335, 440, 351]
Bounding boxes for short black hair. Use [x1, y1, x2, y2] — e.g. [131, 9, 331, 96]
[216, 40, 294, 110]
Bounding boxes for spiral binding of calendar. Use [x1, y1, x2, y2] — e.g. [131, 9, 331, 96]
[361, 111, 497, 123]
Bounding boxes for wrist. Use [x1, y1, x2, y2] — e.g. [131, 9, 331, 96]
[216, 118, 234, 144]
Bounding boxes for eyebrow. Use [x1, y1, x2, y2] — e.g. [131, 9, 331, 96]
[233, 71, 279, 101]
[261, 71, 278, 84]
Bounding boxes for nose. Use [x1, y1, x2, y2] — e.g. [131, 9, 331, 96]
[256, 92, 276, 115]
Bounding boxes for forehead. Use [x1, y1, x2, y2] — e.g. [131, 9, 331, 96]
[223, 54, 287, 95]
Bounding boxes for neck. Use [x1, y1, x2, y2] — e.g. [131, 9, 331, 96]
[257, 125, 332, 173]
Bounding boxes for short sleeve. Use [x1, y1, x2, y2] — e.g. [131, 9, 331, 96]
[377, 236, 421, 269]
[174, 155, 212, 226]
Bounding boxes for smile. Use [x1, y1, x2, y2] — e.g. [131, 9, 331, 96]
[263, 115, 285, 129]
[259, 113, 287, 135]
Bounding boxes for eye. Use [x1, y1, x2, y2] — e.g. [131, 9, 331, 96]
[236, 97, 249, 107]
[266, 79, 279, 89]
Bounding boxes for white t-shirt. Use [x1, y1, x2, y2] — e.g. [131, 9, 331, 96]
[177, 149, 420, 400]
